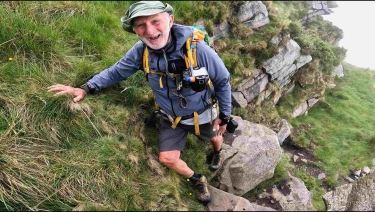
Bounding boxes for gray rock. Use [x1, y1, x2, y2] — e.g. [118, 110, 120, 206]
[318, 173, 326, 180]
[238, 73, 269, 104]
[277, 119, 292, 146]
[307, 98, 319, 107]
[362, 166, 371, 174]
[263, 39, 301, 76]
[219, 116, 282, 196]
[301, 159, 308, 163]
[334, 64, 344, 78]
[292, 101, 308, 118]
[270, 173, 315, 211]
[323, 183, 353, 211]
[207, 185, 275, 211]
[324, 173, 375, 211]
[297, 153, 304, 157]
[296, 55, 313, 69]
[231, 91, 248, 108]
[236, 1, 270, 29]
[293, 155, 299, 163]
[346, 172, 375, 211]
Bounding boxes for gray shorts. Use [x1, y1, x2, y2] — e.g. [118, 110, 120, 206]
[158, 118, 218, 152]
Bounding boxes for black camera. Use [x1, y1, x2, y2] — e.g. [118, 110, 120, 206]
[226, 117, 238, 133]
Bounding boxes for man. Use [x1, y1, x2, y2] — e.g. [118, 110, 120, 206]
[48, 1, 232, 203]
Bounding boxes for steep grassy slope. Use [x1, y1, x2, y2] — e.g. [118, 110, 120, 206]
[0, 1, 354, 211]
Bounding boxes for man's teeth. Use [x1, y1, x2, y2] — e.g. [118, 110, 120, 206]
[149, 34, 161, 40]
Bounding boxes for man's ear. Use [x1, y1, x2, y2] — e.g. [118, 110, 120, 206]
[169, 14, 174, 28]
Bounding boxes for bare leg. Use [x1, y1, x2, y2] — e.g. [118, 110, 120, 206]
[210, 135, 223, 151]
[159, 150, 194, 178]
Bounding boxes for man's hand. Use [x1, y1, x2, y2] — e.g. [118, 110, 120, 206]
[47, 84, 86, 103]
[213, 118, 227, 137]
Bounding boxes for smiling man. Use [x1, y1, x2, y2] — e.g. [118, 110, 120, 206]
[48, 1, 232, 203]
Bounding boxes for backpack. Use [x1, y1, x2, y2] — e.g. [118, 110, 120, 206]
[142, 26, 216, 135]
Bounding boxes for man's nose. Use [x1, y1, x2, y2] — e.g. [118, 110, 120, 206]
[144, 24, 155, 36]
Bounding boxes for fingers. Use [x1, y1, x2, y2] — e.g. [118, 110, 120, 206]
[73, 95, 83, 103]
[47, 84, 69, 93]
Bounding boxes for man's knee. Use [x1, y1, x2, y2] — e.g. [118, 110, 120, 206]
[159, 151, 180, 167]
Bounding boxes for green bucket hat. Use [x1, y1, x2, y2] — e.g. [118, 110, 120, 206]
[121, 1, 174, 34]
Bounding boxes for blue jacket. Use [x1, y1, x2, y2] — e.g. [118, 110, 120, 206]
[87, 24, 232, 118]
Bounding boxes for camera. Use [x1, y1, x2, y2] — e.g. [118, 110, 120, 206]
[226, 117, 238, 133]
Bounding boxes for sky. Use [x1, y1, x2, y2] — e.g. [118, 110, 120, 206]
[322, 1, 375, 70]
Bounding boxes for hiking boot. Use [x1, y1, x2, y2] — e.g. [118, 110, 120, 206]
[192, 175, 211, 203]
[210, 149, 223, 170]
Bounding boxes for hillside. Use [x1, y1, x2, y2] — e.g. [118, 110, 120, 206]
[1, 1, 373, 211]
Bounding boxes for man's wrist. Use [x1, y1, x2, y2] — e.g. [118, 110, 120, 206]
[80, 83, 96, 95]
[219, 112, 230, 126]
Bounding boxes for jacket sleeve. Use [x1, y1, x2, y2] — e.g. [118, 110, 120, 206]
[196, 42, 232, 116]
[87, 41, 143, 92]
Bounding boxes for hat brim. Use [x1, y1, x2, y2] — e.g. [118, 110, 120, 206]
[121, 4, 173, 34]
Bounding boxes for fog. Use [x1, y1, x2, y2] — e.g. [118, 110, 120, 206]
[322, 1, 375, 70]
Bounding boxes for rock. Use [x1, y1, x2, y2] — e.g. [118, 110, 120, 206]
[231, 91, 248, 108]
[346, 172, 375, 211]
[219, 116, 282, 196]
[307, 98, 319, 107]
[293, 155, 299, 163]
[352, 170, 361, 177]
[318, 173, 326, 180]
[296, 55, 312, 69]
[363, 166, 371, 174]
[344, 177, 354, 183]
[334, 64, 344, 78]
[236, 72, 269, 104]
[235, 1, 270, 29]
[270, 200, 275, 204]
[292, 101, 308, 118]
[258, 191, 271, 199]
[270, 173, 315, 211]
[301, 159, 308, 163]
[323, 183, 353, 211]
[277, 119, 292, 146]
[297, 153, 304, 157]
[207, 185, 275, 211]
[324, 172, 375, 211]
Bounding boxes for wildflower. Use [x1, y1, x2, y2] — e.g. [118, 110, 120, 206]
[9, 58, 13, 61]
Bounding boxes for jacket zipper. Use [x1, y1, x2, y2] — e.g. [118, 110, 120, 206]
[161, 49, 177, 117]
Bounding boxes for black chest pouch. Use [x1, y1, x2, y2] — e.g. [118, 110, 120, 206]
[184, 67, 209, 92]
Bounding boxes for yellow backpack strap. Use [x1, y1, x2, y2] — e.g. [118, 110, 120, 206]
[193, 111, 200, 135]
[143, 47, 150, 74]
[171, 116, 182, 129]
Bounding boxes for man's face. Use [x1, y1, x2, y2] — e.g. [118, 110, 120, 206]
[133, 12, 174, 50]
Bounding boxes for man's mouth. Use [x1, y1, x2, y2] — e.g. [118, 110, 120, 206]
[147, 34, 161, 41]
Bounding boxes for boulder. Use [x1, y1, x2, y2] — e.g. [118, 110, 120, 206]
[346, 172, 375, 211]
[277, 119, 292, 146]
[235, 1, 270, 29]
[207, 185, 275, 211]
[270, 173, 315, 211]
[323, 184, 353, 211]
[231, 91, 248, 108]
[219, 116, 282, 196]
[324, 172, 375, 211]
